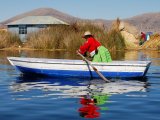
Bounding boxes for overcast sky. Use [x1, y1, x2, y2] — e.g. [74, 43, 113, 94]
[0, 0, 160, 22]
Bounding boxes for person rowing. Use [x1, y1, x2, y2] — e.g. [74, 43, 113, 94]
[77, 31, 112, 62]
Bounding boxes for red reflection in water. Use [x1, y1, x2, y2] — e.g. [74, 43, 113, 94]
[78, 97, 100, 118]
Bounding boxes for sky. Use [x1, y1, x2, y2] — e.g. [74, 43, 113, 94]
[0, 0, 160, 22]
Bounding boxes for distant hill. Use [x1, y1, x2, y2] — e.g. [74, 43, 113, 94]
[124, 12, 160, 33]
[0, 8, 160, 33]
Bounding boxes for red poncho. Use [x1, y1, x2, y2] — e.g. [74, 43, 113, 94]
[79, 37, 101, 56]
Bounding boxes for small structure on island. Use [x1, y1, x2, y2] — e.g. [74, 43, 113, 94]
[6, 16, 69, 42]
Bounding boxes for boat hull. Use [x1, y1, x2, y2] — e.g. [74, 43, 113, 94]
[7, 57, 151, 79]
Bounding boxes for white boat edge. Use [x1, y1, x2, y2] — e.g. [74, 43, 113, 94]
[7, 57, 151, 79]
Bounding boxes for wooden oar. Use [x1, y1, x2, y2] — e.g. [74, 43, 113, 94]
[77, 52, 110, 82]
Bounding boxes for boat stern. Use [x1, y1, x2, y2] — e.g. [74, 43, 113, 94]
[143, 61, 152, 77]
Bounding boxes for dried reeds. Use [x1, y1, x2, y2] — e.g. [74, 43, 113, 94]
[0, 30, 21, 49]
[26, 22, 126, 52]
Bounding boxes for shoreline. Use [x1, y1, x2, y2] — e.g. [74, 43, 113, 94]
[0, 47, 159, 52]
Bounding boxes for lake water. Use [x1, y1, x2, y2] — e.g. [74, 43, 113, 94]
[0, 50, 160, 120]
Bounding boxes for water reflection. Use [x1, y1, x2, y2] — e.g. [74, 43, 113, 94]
[125, 51, 139, 60]
[139, 51, 160, 66]
[78, 93, 109, 118]
[78, 96, 101, 118]
[1, 49, 159, 61]
[1, 50, 160, 66]
[9, 75, 148, 118]
[0, 50, 81, 65]
[0, 50, 79, 60]
[10, 76, 147, 96]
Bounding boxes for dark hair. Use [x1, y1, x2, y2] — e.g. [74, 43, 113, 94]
[84, 35, 92, 39]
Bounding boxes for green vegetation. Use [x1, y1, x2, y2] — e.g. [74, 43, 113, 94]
[0, 30, 21, 49]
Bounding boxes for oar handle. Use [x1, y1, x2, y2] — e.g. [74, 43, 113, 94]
[77, 51, 110, 82]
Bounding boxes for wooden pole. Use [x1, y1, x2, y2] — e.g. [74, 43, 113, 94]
[77, 52, 110, 82]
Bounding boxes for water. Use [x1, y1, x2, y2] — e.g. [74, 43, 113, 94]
[0, 50, 160, 120]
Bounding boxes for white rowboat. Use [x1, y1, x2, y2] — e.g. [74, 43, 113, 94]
[7, 57, 151, 79]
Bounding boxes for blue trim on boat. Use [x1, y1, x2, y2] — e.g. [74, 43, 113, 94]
[15, 65, 144, 78]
